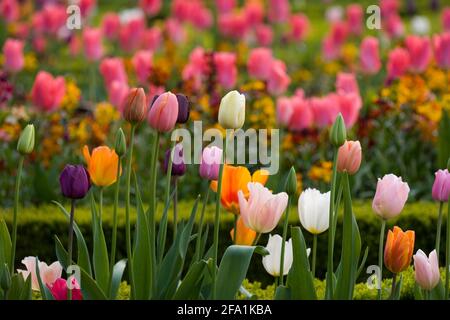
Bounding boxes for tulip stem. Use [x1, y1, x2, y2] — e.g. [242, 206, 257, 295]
[125, 125, 136, 299]
[378, 219, 386, 300]
[98, 187, 103, 222]
[312, 234, 317, 279]
[109, 155, 122, 288]
[279, 197, 291, 286]
[149, 131, 160, 297]
[233, 214, 237, 244]
[390, 273, 397, 300]
[164, 141, 174, 241]
[436, 201, 444, 259]
[10, 155, 24, 272]
[445, 196, 450, 300]
[67, 199, 75, 301]
[194, 185, 210, 262]
[252, 233, 261, 246]
[173, 177, 178, 240]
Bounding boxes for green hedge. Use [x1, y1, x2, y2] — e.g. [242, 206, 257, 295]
[0, 201, 445, 286]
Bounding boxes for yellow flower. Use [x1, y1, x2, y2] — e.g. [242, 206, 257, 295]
[94, 102, 120, 126]
[416, 102, 442, 123]
[308, 161, 333, 183]
[341, 43, 358, 65]
[83, 145, 121, 187]
[24, 53, 37, 72]
[61, 80, 81, 112]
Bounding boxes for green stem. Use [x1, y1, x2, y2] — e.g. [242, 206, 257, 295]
[149, 131, 160, 296]
[233, 214, 238, 244]
[98, 187, 103, 222]
[445, 195, 450, 299]
[279, 197, 291, 286]
[164, 141, 174, 241]
[194, 186, 210, 262]
[212, 131, 228, 299]
[173, 178, 178, 240]
[10, 156, 24, 272]
[390, 273, 397, 300]
[252, 233, 261, 246]
[125, 125, 136, 299]
[312, 234, 317, 279]
[109, 156, 122, 285]
[378, 219, 386, 300]
[436, 201, 444, 259]
[67, 199, 75, 301]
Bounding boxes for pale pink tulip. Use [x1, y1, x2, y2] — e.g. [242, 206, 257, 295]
[432, 169, 450, 202]
[108, 81, 129, 111]
[247, 48, 274, 79]
[82, 27, 103, 61]
[30, 71, 66, 112]
[337, 140, 362, 175]
[239, 182, 288, 234]
[267, 60, 290, 95]
[288, 96, 313, 131]
[132, 50, 153, 85]
[17, 257, 62, 291]
[405, 35, 432, 72]
[413, 250, 440, 291]
[372, 174, 410, 220]
[433, 33, 450, 69]
[310, 95, 339, 128]
[2, 38, 24, 73]
[199, 146, 223, 181]
[360, 36, 381, 74]
[214, 52, 237, 89]
[387, 47, 410, 81]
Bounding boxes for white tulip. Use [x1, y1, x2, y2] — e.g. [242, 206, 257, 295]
[262, 235, 293, 277]
[218, 90, 245, 129]
[298, 188, 330, 234]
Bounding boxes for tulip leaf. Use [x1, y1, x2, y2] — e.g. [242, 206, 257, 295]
[430, 279, 445, 300]
[173, 260, 207, 300]
[286, 226, 317, 300]
[0, 219, 11, 268]
[34, 257, 54, 300]
[391, 274, 403, 300]
[356, 246, 369, 279]
[109, 259, 127, 300]
[157, 188, 176, 264]
[6, 272, 31, 300]
[19, 274, 32, 300]
[52, 200, 92, 276]
[274, 285, 291, 300]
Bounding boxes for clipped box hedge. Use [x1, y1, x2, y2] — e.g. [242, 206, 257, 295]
[0, 201, 444, 286]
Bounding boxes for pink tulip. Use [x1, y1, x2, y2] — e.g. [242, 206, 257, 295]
[268, 0, 290, 23]
[191, 6, 213, 30]
[336, 72, 359, 95]
[322, 36, 340, 61]
[276, 97, 293, 127]
[48, 278, 83, 300]
[337, 140, 362, 175]
[216, 0, 235, 13]
[247, 48, 273, 80]
[387, 47, 410, 81]
[99, 57, 128, 88]
[69, 35, 81, 56]
[148, 84, 165, 104]
[165, 18, 186, 44]
[360, 36, 381, 74]
[82, 28, 103, 61]
[443, 8, 450, 32]
[3, 39, 24, 73]
[148, 91, 179, 132]
[288, 96, 313, 131]
[372, 174, 410, 220]
[199, 146, 223, 181]
[310, 95, 340, 128]
[413, 249, 440, 291]
[289, 14, 309, 42]
[108, 81, 129, 111]
[31, 71, 66, 112]
[141, 27, 162, 51]
[380, 0, 399, 18]
[182, 47, 209, 90]
[405, 35, 432, 72]
[214, 52, 237, 89]
[336, 92, 362, 128]
[17, 256, 62, 291]
[433, 33, 450, 69]
[41, 4, 67, 35]
[432, 169, 450, 202]
[330, 21, 349, 46]
[218, 12, 248, 39]
[32, 36, 46, 53]
[78, 0, 96, 17]
[385, 14, 404, 39]
[244, 1, 264, 26]
[140, 0, 162, 16]
[132, 50, 153, 85]
[119, 18, 145, 52]
[255, 24, 273, 46]
[267, 60, 290, 95]
[239, 182, 288, 234]
[346, 4, 363, 35]
[0, 0, 19, 22]
[101, 12, 120, 40]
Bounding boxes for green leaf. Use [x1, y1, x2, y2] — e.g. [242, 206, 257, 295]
[109, 259, 127, 300]
[34, 257, 54, 300]
[52, 201, 92, 276]
[173, 260, 207, 300]
[438, 110, 450, 168]
[215, 245, 259, 300]
[430, 279, 445, 300]
[286, 227, 317, 300]
[391, 274, 403, 300]
[356, 246, 369, 279]
[7, 273, 29, 300]
[157, 188, 176, 264]
[274, 285, 291, 300]
[0, 219, 11, 268]
[19, 274, 32, 300]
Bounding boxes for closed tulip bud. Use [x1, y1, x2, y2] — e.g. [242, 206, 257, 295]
[337, 140, 362, 175]
[432, 169, 450, 202]
[59, 165, 91, 199]
[115, 128, 127, 157]
[17, 124, 35, 155]
[123, 88, 147, 123]
[199, 146, 222, 180]
[413, 249, 440, 291]
[176, 94, 190, 124]
[384, 226, 415, 274]
[372, 174, 410, 220]
[329, 113, 346, 147]
[163, 143, 186, 176]
[148, 91, 179, 132]
[262, 234, 296, 277]
[230, 217, 256, 245]
[285, 166, 297, 196]
[298, 188, 330, 234]
[218, 90, 246, 129]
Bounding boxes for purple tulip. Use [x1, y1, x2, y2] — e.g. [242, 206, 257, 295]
[59, 165, 91, 199]
[176, 94, 190, 124]
[199, 146, 222, 181]
[163, 143, 186, 176]
[432, 169, 450, 202]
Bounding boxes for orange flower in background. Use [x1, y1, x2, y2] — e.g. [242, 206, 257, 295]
[210, 165, 268, 214]
[230, 217, 256, 245]
[83, 145, 121, 187]
[384, 226, 415, 274]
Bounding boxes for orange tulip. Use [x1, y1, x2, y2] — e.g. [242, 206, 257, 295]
[384, 226, 415, 274]
[230, 217, 256, 245]
[210, 165, 268, 214]
[83, 145, 121, 187]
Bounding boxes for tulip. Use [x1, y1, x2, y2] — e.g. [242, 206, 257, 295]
[346, 4, 363, 35]
[298, 188, 330, 235]
[329, 113, 346, 147]
[432, 169, 450, 202]
[99, 57, 128, 88]
[230, 216, 256, 245]
[336, 72, 359, 96]
[119, 18, 145, 52]
[0, 0, 19, 22]
[255, 24, 273, 46]
[267, 60, 290, 96]
[268, 0, 290, 23]
[115, 128, 127, 157]
[147, 91, 179, 133]
[213, 52, 237, 89]
[335, 92, 362, 129]
[48, 278, 82, 300]
[413, 249, 440, 292]
[176, 94, 190, 124]
[139, 0, 161, 16]
[443, 8, 450, 32]
[163, 143, 186, 176]
[276, 97, 293, 127]
[210, 165, 268, 213]
[101, 12, 120, 39]
[238, 182, 288, 234]
[199, 146, 222, 181]
[385, 14, 404, 39]
[2, 39, 24, 73]
[337, 140, 362, 175]
[108, 80, 129, 112]
[372, 174, 410, 220]
[141, 27, 162, 51]
[247, 48, 273, 80]
[289, 14, 309, 41]
[288, 95, 314, 131]
[384, 226, 415, 274]
[262, 235, 295, 277]
[132, 50, 152, 85]
[17, 257, 62, 291]
[405, 35, 432, 72]
[82, 27, 103, 61]
[30, 71, 66, 112]
[59, 165, 91, 199]
[218, 90, 245, 129]
[387, 47, 410, 81]
[285, 167, 297, 196]
[433, 33, 450, 69]
[360, 36, 381, 74]
[16, 124, 35, 155]
[83, 145, 121, 187]
[123, 88, 148, 124]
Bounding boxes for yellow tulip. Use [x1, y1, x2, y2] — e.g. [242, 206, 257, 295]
[83, 145, 121, 187]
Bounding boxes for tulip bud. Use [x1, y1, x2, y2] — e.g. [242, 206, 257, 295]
[372, 174, 409, 220]
[176, 94, 190, 124]
[199, 146, 222, 181]
[59, 165, 91, 199]
[218, 90, 246, 129]
[16, 124, 35, 155]
[285, 166, 297, 196]
[115, 128, 127, 157]
[163, 143, 186, 176]
[337, 140, 362, 175]
[384, 226, 415, 274]
[329, 113, 346, 147]
[123, 88, 147, 123]
[147, 91, 179, 132]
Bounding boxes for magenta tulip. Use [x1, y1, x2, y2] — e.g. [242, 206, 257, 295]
[432, 169, 450, 202]
[199, 146, 222, 181]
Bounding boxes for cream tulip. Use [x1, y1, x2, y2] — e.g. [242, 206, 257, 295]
[298, 188, 330, 234]
[218, 90, 246, 129]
